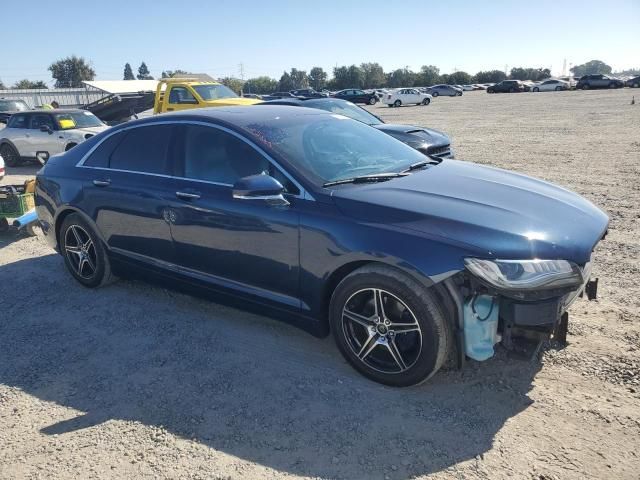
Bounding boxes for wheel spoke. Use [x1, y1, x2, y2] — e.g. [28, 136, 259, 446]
[373, 289, 386, 320]
[343, 308, 374, 328]
[84, 253, 96, 273]
[389, 322, 421, 334]
[70, 226, 83, 246]
[386, 338, 408, 371]
[357, 333, 380, 360]
[65, 245, 81, 255]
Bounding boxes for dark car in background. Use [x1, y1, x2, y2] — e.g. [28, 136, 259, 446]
[262, 97, 453, 158]
[576, 74, 624, 90]
[424, 85, 463, 97]
[625, 76, 640, 88]
[260, 91, 299, 101]
[332, 89, 379, 105]
[487, 80, 528, 93]
[290, 88, 327, 98]
[36, 106, 607, 387]
[0, 98, 30, 124]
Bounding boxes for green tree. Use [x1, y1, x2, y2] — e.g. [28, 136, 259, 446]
[290, 68, 309, 89]
[13, 79, 48, 89]
[570, 60, 612, 77]
[48, 55, 96, 88]
[137, 62, 154, 80]
[386, 68, 416, 88]
[360, 62, 386, 88]
[473, 70, 506, 83]
[123, 63, 135, 80]
[244, 76, 278, 94]
[278, 71, 295, 91]
[416, 65, 440, 86]
[0, 79, 5, 90]
[509, 67, 551, 81]
[308, 67, 328, 90]
[446, 71, 472, 85]
[161, 69, 190, 78]
[220, 77, 244, 94]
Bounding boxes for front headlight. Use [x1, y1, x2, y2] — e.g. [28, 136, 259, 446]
[464, 258, 584, 290]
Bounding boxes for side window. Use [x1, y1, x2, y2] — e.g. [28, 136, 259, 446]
[183, 125, 269, 185]
[30, 114, 55, 130]
[8, 114, 27, 129]
[83, 133, 125, 168]
[110, 125, 173, 174]
[168, 86, 198, 104]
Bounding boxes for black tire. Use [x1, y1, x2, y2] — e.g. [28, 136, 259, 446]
[60, 213, 114, 288]
[487, 89, 494, 94]
[432, 91, 439, 97]
[421, 98, 430, 106]
[582, 84, 590, 90]
[456, 91, 462, 96]
[632, 83, 639, 88]
[509, 87, 516, 93]
[0, 143, 21, 167]
[330, 265, 451, 387]
[368, 97, 377, 105]
[393, 100, 401, 107]
[555, 86, 562, 91]
[533, 87, 539, 92]
[0, 218, 9, 233]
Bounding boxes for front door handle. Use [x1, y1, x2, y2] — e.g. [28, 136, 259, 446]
[93, 179, 111, 187]
[176, 191, 200, 200]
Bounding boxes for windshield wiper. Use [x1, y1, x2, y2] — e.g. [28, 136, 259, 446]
[323, 172, 408, 187]
[402, 157, 442, 173]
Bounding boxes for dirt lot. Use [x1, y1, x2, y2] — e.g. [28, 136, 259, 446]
[1, 89, 638, 480]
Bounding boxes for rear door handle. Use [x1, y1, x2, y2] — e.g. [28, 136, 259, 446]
[176, 191, 200, 200]
[93, 179, 111, 187]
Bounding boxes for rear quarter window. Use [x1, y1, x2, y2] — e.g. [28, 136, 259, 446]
[110, 125, 174, 174]
[83, 133, 125, 168]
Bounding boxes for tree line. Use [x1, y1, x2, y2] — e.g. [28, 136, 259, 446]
[2, 58, 634, 92]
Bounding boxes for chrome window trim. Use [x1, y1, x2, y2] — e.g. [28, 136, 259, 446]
[76, 119, 314, 201]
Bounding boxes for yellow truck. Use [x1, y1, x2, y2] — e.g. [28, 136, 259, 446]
[153, 78, 259, 114]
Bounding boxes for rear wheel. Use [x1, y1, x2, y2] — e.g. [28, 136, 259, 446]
[393, 100, 402, 107]
[60, 214, 114, 288]
[0, 144, 20, 167]
[456, 91, 462, 96]
[330, 265, 450, 387]
[368, 97, 377, 105]
[582, 84, 590, 90]
[509, 87, 516, 93]
[432, 91, 439, 97]
[421, 98, 430, 105]
[533, 87, 539, 92]
[555, 86, 562, 91]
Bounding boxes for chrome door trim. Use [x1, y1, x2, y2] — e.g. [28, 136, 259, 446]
[75, 120, 314, 201]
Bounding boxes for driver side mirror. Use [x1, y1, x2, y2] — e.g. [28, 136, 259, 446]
[39, 125, 53, 134]
[232, 174, 289, 207]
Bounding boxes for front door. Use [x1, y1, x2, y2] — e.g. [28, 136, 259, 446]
[27, 113, 60, 157]
[165, 124, 301, 308]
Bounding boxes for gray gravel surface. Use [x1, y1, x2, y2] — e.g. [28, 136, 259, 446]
[1, 88, 639, 479]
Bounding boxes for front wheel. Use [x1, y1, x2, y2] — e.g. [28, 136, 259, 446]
[60, 213, 115, 288]
[421, 98, 430, 105]
[368, 97, 377, 105]
[555, 86, 562, 91]
[533, 87, 539, 92]
[582, 84, 590, 90]
[456, 91, 462, 96]
[330, 265, 450, 387]
[432, 91, 439, 97]
[393, 100, 402, 107]
[0, 144, 20, 167]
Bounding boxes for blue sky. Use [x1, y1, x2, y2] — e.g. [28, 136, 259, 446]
[1, 0, 638, 86]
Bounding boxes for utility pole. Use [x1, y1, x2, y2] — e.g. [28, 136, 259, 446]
[239, 63, 245, 94]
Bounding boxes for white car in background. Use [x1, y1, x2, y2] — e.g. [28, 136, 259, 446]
[385, 88, 432, 107]
[461, 85, 476, 91]
[0, 109, 108, 167]
[531, 79, 570, 92]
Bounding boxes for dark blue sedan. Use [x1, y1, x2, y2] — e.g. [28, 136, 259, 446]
[35, 106, 608, 386]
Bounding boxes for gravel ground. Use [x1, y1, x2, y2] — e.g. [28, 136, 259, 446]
[1, 89, 638, 479]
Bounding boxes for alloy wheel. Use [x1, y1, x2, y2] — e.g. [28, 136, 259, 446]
[341, 288, 422, 374]
[64, 225, 98, 279]
[0, 144, 19, 167]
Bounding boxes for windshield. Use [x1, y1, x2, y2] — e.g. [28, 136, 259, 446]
[0, 100, 29, 112]
[305, 100, 382, 126]
[193, 84, 238, 100]
[245, 114, 427, 185]
[54, 112, 104, 129]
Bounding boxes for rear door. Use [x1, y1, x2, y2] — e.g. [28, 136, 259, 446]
[165, 123, 302, 308]
[3, 113, 30, 155]
[79, 124, 177, 264]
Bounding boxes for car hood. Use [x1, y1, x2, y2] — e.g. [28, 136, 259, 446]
[372, 124, 450, 147]
[331, 160, 608, 264]
[203, 98, 262, 107]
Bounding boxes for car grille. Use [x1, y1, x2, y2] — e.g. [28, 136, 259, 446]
[426, 145, 451, 157]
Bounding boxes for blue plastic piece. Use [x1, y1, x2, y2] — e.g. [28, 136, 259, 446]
[463, 294, 501, 361]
